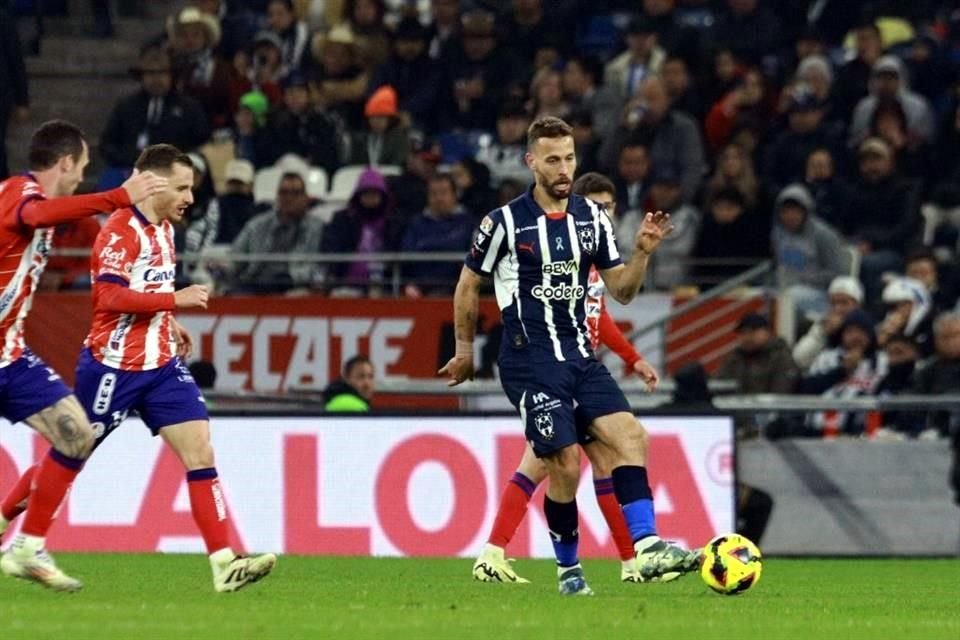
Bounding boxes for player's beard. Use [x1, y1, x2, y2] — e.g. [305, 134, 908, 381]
[544, 178, 571, 201]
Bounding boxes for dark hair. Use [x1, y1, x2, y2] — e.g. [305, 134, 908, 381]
[710, 186, 747, 208]
[279, 171, 306, 189]
[854, 20, 881, 38]
[526, 116, 573, 149]
[566, 54, 604, 87]
[429, 172, 457, 193]
[343, 354, 372, 377]
[572, 172, 615, 197]
[268, 0, 295, 11]
[28, 120, 87, 171]
[134, 143, 194, 173]
[905, 246, 937, 266]
[619, 139, 650, 155]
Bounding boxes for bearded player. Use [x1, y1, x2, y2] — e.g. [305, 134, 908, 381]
[0, 144, 276, 592]
[0, 120, 166, 591]
[471, 172, 693, 585]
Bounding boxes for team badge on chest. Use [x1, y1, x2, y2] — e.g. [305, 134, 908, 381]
[578, 226, 596, 255]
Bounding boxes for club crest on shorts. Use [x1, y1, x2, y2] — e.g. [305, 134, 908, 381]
[534, 412, 555, 440]
[578, 227, 595, 254]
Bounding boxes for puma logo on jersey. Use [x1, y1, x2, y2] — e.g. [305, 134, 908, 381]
[518, 242, 536, 255]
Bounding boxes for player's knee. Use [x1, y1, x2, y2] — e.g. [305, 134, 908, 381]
[183, 441, 215, 470]
[50, 414, 95, 460]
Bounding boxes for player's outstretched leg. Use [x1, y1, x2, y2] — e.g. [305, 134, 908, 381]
[1, 397, 93, 592]
[594, 413, 699, 582]
[161, 420, 276, 592]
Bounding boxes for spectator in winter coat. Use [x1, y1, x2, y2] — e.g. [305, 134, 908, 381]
[715, 313, 800, 394]
[322, 167, 404, 292]
[771, 183, 849, 318]
[907, 313, 960, 439]
[323, 355, 375, 412]
[793, 276, 864, 370]
[646, 165, 700, 290]
[349, 85, 410, 167]
[474, 102, 531, 188]
[401, 173, 474, 296]
[801, 309, 889, 436]
[692, 187, 770, 288]
[849, 55, 935, 149]
[876, 277, 935, 358]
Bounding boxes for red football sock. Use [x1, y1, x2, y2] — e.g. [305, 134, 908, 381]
[21, 451, 83, 537]
[488, 472, 537, 548]
[187, 468, 230, 554]
[1, 464, 37, 522]
[594, 477, 636, 561]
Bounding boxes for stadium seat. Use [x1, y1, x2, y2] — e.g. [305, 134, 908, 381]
[253, 166, 283, 204]
[305, 167, 328, 200]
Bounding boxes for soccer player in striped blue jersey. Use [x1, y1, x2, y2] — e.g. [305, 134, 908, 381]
[441, 117, 697, 595]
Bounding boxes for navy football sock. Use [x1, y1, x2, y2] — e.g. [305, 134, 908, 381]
[612, 465, 657, 543]
[543, 495, 579, 568]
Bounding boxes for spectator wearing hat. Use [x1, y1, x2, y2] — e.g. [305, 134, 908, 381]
[692, 186, 770, 288]
[716, 313, 799, 395]
[400, 172, 474, 297]
[349, 85, 410, 166]
[368, 17, 443, 132]
[849, 54, 935, 149]
[604, 16, 665, 101]
[474, 102, 531, 188]
[100, 45, 211, 169]
[229, 31, 286, 113]
[186, 159, 258, 256]
[260, 71, 346, 174]
[321, 167, 405, 292]
[763, 83, 844, 196]
[442, 9, 519, 131]
[848, 136, 921, 308]
[309, 23, 370, 129]
[801, 309, 889, 436]
[168, 6, 235, 128]
[561, 55, 620, 141]
[834, 21, 885, 122]
[771, 183, 849, 319]
[795, 55, 835, 116]
[876, 276, 934, 358]
[905, 248, 957, 316]
[793, 276, 865, 370]
[647, 164, 701, 290]
[266, 0, 310, 78]
[231, 90, 269, 166]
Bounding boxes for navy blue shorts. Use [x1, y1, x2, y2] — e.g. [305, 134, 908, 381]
[0, 348, 73, 424]
[74, 349, 209, 449]
[499, 357, 631, 457]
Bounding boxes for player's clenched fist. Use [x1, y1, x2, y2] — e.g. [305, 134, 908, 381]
[122, 168, 169, 204]
[175, 284, 209, 310]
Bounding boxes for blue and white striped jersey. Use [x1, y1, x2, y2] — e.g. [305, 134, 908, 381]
[465, 187, 622, 363]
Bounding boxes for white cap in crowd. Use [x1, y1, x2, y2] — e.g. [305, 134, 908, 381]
[225, 159, 255, 185]
[828, 276, 864, 303]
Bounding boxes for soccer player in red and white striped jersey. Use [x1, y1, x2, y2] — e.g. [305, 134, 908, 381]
[0, 120, 167, 591]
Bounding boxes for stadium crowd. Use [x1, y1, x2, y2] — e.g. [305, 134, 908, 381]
[5, 0, 960, 445]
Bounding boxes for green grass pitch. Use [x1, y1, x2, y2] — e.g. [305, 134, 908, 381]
[0, 555, 956, 639]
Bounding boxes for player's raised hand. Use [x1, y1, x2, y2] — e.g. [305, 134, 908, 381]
[438, 352, 474, 387]
[174, 284, 209, 310]
[635, 210, 675, 255]
[632, 359, 660, 392]
[122, 169, 169, 204]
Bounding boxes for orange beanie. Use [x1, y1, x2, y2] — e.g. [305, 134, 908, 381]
[365, 85, 398, 118]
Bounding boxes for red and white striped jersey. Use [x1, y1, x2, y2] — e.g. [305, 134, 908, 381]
[86, 207, 177, 370]
[0, 175, 52, 366]
[585, 266, 605, 351]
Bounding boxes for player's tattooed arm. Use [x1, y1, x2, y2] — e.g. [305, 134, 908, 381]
[439, 266, 484, 386]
